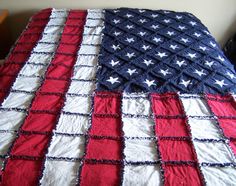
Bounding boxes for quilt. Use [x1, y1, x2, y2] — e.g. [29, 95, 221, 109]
[0, 8, 236, 186]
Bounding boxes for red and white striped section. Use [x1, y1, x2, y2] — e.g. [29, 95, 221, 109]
[39, 9, 104, 186]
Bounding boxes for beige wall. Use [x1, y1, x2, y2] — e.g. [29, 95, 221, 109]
[1, 0, 236, 46]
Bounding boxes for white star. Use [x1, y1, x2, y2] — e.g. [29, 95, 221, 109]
[187, 53, 197, 59]
[178, 25, 186, 30]
[199, 46, 207, 51]
[139, 19, 147, 23]
[176, 60, 186, 67]
[111, 44, 120, 51]
[205, 60, 214, 67]
[227, 72, 236, 79]
[153, 37, 162, 43]
[194, 32, 201, 37]
[181, 38, 190, 43]
[142, 45, 151, 50]
[218, 55, 225, 62]
[113, 19, 120, 24]
[214, 79, 228, 88]
[139, 9, 146, 13]
[170, 45, 179, 50]
[167, 31, 175, 36]
[110, 60, 120, 66]
[126, 13, 133, 18]
[180, 79, 192, 87]
[113, 31, 121, 36]
[163, 19, 171, 23]
[138, 31, 146, 36]
[164, 10, 170, 14]
[113, 10, 119, 13]
[189, 21, 197, 26]
[156, 52, 167, 58]
[126, 52, 135, 59]
[143, 59, 154, 66]
[151, 14, 158, 18]
[107, 77, 120, 84]
[204, 30, 211, 35]
[127, 69, 137, 76]
[151, 25, 159, 29]
[126, 38, 134, 43]
[144, 79, 156, 87]
[176, 15, 182, 19]
[126, 25, 134, 29]
[159, 69, 172, 76]
[210, 41, 216, 48]
[194, 69, 206, 77]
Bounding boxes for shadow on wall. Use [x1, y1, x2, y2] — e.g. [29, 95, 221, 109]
[220, 17, 236, 46]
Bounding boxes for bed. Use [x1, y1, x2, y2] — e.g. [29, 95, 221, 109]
[0, 8, 236, 186]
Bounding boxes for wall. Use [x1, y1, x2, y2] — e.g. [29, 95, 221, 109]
[0, 0, 236, 46]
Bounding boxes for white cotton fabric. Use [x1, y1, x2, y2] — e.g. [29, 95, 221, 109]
[75, 56, 98, 66]
[44, 26, 65, 35]
[19, 64, 47, 77]
[123, 165, 161, 186]
[68, 81, 95, 94]
[124, 139, 158, 162]
[47, 18, 67, 25]
[193, 141, 235, 163]
[123, 117, 155, 137]
[12, 77, 41, 92]
[78, 45, 100, 55]
[0, 132, 16, 155]
[85, 19, 104, 27]
[40, 160, 80, 186]
[0, 111, 26, 130]
[82, 35, 102, 45]
[40, 34, 61, 43]
[47, 135, 85, 158]
[83, 26, 103, 35]
[188, 118, 222, 139]
[202, 166, 236, 186]
[180, 96, 211, 116]
[33, 43, 57, 53]
[1, 92, 34, 109]
[63, 96, 91, 114]
[28, 53, 53, 64]
[51, 9, 68, 17]
[56, 114, 90, 134]
[72, 66, 96, 80]
[122, 97, 151, 115]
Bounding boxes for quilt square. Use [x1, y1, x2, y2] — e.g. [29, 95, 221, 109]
[0, 132, 16, 155]
[63, 96, 91, 114]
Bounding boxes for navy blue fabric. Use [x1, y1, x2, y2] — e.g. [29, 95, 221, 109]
[96, 8, 236, 94]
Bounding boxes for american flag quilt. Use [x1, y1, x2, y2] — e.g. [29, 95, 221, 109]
[0, 8, 236, 186]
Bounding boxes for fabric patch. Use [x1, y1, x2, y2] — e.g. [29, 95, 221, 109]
[0, 132, 16, 155]
[159, 140, 195, 161]
[63, 96, 91, 114]
[124, 139, 158, 162]
[123, 117, 155, 137]
[80, 163, 120, 186]
[85, 138, 122, 160]
[56, 114, 90, 134]
[47, 135, 85, 158]
[75, 55, 99, 66]
[201, 166, 236, 186]
[40, 79, 68, 93]
[72, 66, 96, 80]
[193, 141, 235, 163]
[1, 92, 34, 109]
[12, 77, 41, 92]
[218, 119, 236, 138]
[189, 118, 222, 139]
[164, 165, 201, 186]
[0, 111, 26, 130]
[40, 160, 81, 186]
[68, 81, 95, 94]
[123, 165, 161, 186]
[19, 64, 47, 77]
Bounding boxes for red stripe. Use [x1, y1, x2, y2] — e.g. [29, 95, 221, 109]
[80, 92, 122, 186]
[151, 93, 202, 186]
[206, 94, 236, 156]
[0, 9, 52, 104]
[1, 10, 87, 186]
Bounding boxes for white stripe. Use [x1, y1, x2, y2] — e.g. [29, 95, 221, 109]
[122, 93, 161, 185]
[0, 8, 67, 169]
[40, 9, 104, 186]
[179, 94, 236, 185]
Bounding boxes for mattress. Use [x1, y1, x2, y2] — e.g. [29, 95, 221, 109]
[0, 8, 236, 186]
